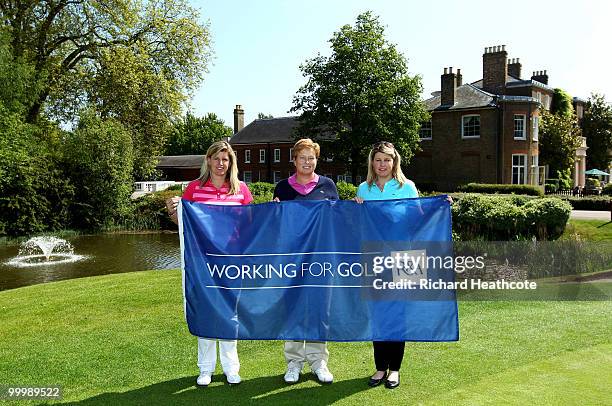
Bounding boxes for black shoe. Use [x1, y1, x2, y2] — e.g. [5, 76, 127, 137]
[385, 373, 400, 389]
[368, 372, 387, 387]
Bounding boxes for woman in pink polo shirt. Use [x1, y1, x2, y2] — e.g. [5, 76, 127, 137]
[167, 140, 253, 387]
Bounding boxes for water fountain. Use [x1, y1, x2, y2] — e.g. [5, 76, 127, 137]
[6, 236, 86, 268]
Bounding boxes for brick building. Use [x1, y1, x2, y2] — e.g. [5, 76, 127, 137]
[229, 105, 356, 184]
[405, 45, 559, 191]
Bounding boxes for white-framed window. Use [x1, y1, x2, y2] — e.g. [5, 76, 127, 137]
[513, 114, 526, 140]
[544, 94, 551, 110]
[274, 148, 280, 162]
[344, 174, 352, 184]
[273, 171, 281, 184]
[512, 154, 527, 184]
[532, 116, 539, 141]
[289, 148, 293, 161]
[419, 120, 432, 140]
[259, 149, 266, 163]
[243, 171, 252, 183]
[462, 115, 480, 138]
[337, 174, 345, 182]
[534, 92, 542, 103]
[244, 149, 251, 163]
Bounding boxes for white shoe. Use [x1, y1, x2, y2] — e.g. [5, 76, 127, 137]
[313, 363, 333, 383]
[226, 373, 241, 385]
[196, 372, 212, 386]
[284, 365, 301, 384]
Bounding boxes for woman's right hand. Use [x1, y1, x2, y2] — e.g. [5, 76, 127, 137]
[354, 196, 364, 204]
[166, 196, 180, 224]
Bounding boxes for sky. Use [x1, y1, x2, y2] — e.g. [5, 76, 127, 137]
[189, 0, 612, 128]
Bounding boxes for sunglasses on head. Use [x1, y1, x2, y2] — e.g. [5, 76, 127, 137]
[372, 141, 394, 149]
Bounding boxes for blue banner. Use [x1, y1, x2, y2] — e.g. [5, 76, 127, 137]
[179, 195, 459, 342]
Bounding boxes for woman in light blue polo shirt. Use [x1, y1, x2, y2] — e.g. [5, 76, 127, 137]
[355, 141, 417, 389]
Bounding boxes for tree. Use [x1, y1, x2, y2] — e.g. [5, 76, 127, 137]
[257, 113, 274, 119]
[539, 109, 582, 179]
[0, 104, 74, 236]
[1, 0, 212, 178]
[550, 88, 573, 117]
[63, 109, 134, 230]
[582, 93, 612, 170]
[164, 113, 232, 156]
[290, 12, 429, 180]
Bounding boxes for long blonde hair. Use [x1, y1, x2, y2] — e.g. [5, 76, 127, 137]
[198, 141, 241, 194]
[366, 141, 408, 189]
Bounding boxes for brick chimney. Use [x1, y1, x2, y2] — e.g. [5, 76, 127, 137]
[456, 68, 463, 86]
[508, 58, 521, 79]
[531, 70, 548, 85]
[441, 67, 457, 106]
[233, 104, 244, 134]
[482, 45, 508, 95]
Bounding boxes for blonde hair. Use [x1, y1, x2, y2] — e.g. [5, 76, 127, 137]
[198, 141, 241, 194]
[292, 138, 320, 159]
[366, 141, 408, 189]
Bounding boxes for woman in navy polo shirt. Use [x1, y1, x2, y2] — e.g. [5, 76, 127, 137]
[355, 141, 417, 389]
[273, 138, 338, 385]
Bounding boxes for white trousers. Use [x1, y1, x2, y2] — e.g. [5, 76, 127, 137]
[197, 338, 240, 374]
[284, 340, 329, 371]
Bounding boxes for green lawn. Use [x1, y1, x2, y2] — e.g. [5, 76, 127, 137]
[1, 270, 611, 405]
[562, 219, 612, 241]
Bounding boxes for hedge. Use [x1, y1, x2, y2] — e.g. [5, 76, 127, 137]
[457, 183, 543, 196]
[558, 195, 612, 211]
[452, 194, 571, 240]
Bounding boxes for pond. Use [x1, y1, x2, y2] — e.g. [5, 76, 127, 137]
[0, 233, 181, 292]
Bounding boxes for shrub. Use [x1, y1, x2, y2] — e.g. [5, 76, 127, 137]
[586, 177, 601, 188]
[559, 195, 611, 210]
[247, 182, 275, 204]
[457, 183, 543, 196]
[603, 183, 612, 196]
[452, 194, 571, 240]
[545, 183, 558, 194]
[336, 181, 357, 200]
[523, 198, 572, 239]
[127, 189, 179, 231]
[248, 182, 275, 197]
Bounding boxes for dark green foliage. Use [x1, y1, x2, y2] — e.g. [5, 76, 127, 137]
[582, 93, 612, 170]
[0, 106, 74, 236]
[559, 195, 611, 211]
[523, 198, 572, 239]
[603, 183, 612, 196]
[550, 88, 574, 117]
[545, 179, 558, 194]
[586, 178, 601, 188]
[457, 183, 543, 196]
[164, 113, 232, 156]
[291, 12, 429, 180]
[63, 110, 134, 230]
[539, 109, 582, 178]
[336, 181, 357, 200]
[248, 182, 275, 204]
[127, 189, 179, 231]
[452, 194, 571, 240]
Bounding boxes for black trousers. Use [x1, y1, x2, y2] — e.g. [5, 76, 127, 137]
[373, 341, 405, 371]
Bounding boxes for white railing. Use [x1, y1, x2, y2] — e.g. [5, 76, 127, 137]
[132, 181, 189, 198]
